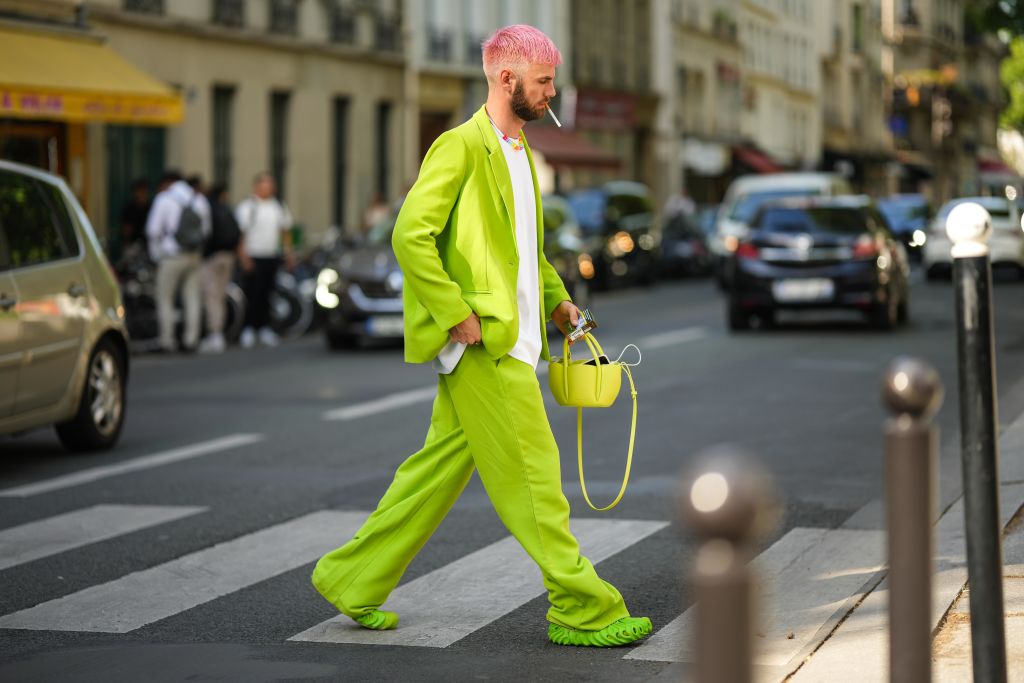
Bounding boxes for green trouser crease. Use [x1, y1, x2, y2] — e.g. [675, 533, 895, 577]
[311, 347, 630, 631]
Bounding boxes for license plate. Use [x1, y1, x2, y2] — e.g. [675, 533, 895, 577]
[771, 278, 834, 302]
[366, 315, 404, 337]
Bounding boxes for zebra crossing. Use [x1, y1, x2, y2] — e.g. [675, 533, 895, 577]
[0, 498, 890, 672]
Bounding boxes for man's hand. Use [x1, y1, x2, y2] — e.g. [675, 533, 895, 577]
[551, 300, 581, 339]
[450, 313, 482, 345]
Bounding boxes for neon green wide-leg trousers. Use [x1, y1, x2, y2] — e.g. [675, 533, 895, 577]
[312, 346, 630, 631]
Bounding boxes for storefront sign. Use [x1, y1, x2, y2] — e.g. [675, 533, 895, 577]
[0, 89, 182, 125]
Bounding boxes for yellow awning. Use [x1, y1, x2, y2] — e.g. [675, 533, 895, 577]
[0, 27, 183, 125]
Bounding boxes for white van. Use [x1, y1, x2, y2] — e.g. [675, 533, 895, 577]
[711, 172, 854, 286]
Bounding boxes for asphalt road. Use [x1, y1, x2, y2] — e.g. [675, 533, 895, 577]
[2, 269, 1024, 682]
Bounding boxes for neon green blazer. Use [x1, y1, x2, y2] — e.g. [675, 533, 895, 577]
[393, 105, 572, 364]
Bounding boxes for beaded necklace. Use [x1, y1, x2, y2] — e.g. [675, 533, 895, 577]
[489, 116, 525, 152]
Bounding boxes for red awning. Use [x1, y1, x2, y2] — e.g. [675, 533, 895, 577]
[525, 126, 621, 169]
[733, 145, 784, 174]
[978, 158, 1017, 175]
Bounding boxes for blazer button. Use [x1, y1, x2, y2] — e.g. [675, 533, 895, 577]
[507, 260, 514, 266]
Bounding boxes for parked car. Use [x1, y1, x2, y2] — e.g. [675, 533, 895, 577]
[727, 196, 910, 331]
[712, 173, 854, 288]
[659, 211, 712, 277]
[566, 181, 660, 289]
[877, 194, 930, 259]
[923, 196, 1024, 280]
[0, 160, 129, 451]
[542, 194, 590, 330]
[316, 213, 404, 349]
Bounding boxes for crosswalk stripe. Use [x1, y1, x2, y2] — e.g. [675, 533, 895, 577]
[0, 505, 205, 572]
[0, 434, 265, 497]
[625, 526, 885, 667]
[0, 510, 366, 633]
[289, 517, 668, 647]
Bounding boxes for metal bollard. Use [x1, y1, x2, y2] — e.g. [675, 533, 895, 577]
[883, 357, 943, 683]
[679, 448, 778, 683]
[947, 202, 1007, 683]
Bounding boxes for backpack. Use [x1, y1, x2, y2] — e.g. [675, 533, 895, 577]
[208, 203, 241, 252]
[174, 197, 205, 252]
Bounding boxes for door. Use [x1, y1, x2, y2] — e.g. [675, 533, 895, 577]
[0, 170, 88, 416]
[0, 270, 18, 419]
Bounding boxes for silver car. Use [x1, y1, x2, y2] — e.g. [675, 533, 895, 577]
[0, 160, 129, 451]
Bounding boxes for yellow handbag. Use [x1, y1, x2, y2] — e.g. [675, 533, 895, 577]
[548, 332, 640, 511]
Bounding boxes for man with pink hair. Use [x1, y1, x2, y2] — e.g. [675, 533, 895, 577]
[312, 24, 652, 648]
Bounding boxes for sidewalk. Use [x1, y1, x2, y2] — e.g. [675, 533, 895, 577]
[788, 401, 1024, 682]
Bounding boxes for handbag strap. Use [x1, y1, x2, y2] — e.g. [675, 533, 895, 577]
[576, 364, 637, 511]
[561, 332, 606, 399]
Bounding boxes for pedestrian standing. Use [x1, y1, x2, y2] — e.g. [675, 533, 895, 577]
[235, 172, 294, 349]
[145, 171, 211, 353]
[198, 183, 241, 354]
[118, 178, 151, 261]
[311, 24, 652, 647]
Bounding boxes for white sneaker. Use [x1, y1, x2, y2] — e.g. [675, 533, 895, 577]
[198, 333, 226, 354]
[240, 327, 256, 349]
[258, 328, 280, 347]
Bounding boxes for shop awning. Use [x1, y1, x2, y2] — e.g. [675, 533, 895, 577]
[732, 145, 784, 174]
[525, 126, 621, 170]
[0, 27, 183, 125]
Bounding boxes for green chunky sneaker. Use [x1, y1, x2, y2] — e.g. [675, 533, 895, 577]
[548, 616, 653, 647]
[354, 609, 399, 630]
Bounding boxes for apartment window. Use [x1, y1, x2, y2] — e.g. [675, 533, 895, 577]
[376, 13, 401, 52]
[212, 86, 235, 187]
[329, 3, 356, 44]
[123, 0, 163, 13]
[464, 31, 484, 65]
[852, 4, 863, 53]
[270, 91, 290, 201]
[212, 0, 245, 28]
[428, 27, 452, 61]
[376, 102, 391, 200]
[333, 97, 349, 228]
[268, 0, 298, 36]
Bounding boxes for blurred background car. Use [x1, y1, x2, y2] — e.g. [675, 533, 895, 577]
[877, 193, 931, 259]
[658, 210, 712, 278]
[727, 196, 910, 331]
[566, 181, 660, 290]
[316, 212, 404, 349]
[712, 172, 854, 289]
[0, 160, 129, 452]
[923, 196, 1024, 280]
[542, 194, 590, 333]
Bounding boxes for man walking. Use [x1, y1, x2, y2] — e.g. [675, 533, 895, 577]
[145, 171, 211, 353]
[198, 183, 241, 353]
[312, 25, 652, 647]
[235, 172, 294, 348]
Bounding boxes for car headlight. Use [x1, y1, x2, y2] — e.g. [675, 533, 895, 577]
[316, 268, 341, 308]
[911, 230, 927, 247]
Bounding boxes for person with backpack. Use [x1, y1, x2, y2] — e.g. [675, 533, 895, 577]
[145, 170, 212, 353]
[198, 183, 241, 354]
[235, 172, 294, 349]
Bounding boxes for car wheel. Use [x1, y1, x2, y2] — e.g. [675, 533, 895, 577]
[727, 302, 751, 332]
[55, 338, 126, 452]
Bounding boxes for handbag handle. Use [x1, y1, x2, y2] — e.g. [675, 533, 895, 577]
[577, 364, 637, 511]
[561, 332, 606, 400]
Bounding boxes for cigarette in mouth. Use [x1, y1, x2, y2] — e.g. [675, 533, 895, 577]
[546, 105, 562, 128]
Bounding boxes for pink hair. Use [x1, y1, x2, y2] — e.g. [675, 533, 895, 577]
[481, 25, 562, 80]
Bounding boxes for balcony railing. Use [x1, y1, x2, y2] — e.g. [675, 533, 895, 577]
[268, 0, 297, 36]
[123, 0, 163, 14]
[212, 0, 245, 28]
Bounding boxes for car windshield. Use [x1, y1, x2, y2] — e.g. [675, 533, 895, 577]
[878, 198, 928, 226]
[754, 207, 868, 235]
[567, 189, 651, 235]
[727, 189, 820, 223]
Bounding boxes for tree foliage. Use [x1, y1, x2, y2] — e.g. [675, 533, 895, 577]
[1001, 38, 1024, 130]
[967, 0, 1024, 39]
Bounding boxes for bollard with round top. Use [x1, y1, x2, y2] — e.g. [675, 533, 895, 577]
[882, 357, 943, 683]
[679, 448, 778, 683]
[946, 203, 1007, 683]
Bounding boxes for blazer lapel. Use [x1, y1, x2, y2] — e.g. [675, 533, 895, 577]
[473, 107, 516, 242]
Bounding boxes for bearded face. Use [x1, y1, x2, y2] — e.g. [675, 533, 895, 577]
[511, 78, 544, 122]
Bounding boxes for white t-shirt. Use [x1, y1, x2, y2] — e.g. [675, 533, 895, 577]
[236, 197, 293, 258]
[434, 120, 541, 374]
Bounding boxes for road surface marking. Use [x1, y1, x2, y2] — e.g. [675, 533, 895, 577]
[322, 386, 437, 421]
[289, 517, 668, 647]
[0, 505, 205, 572]
[636, 326, 709, 350]
[0, 510, 366, 633]
[0, 434, 265, 498]
[625, 526, 885, 667]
